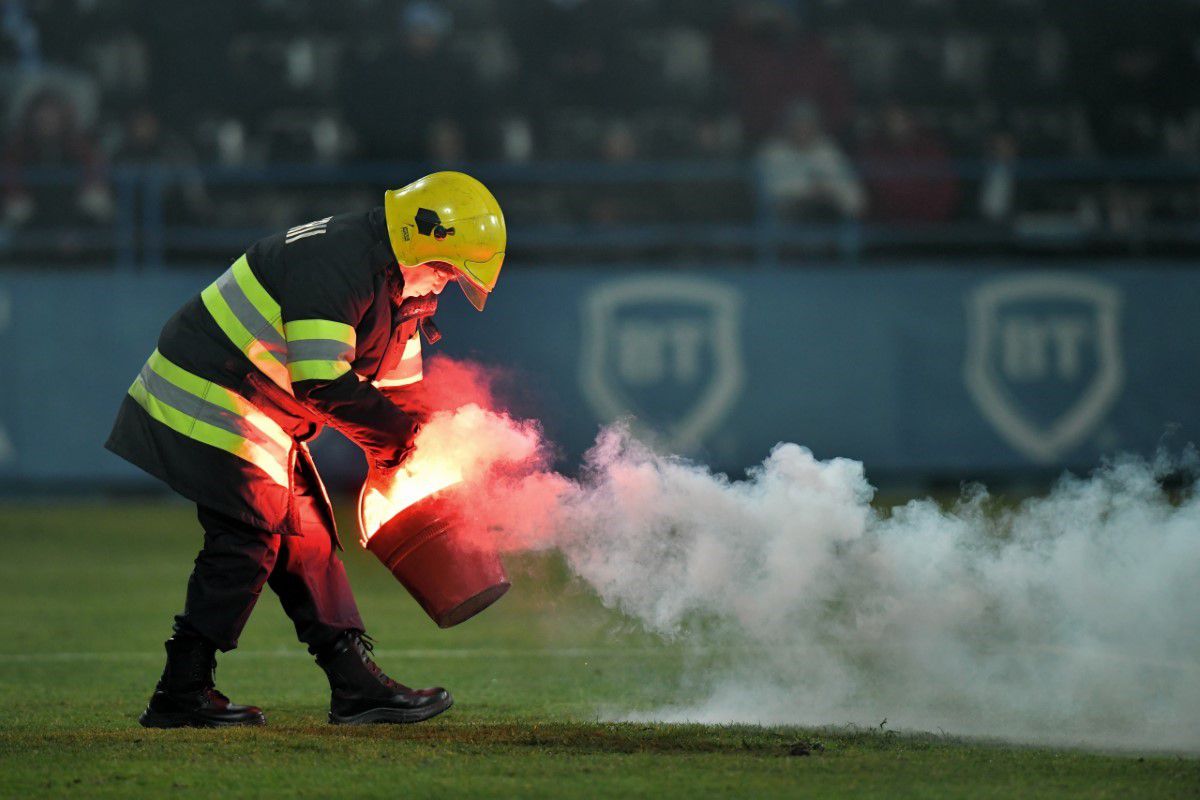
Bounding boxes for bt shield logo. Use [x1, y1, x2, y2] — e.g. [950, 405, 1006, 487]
[580, 276, 744, 451]
[964, 274, 1124, 463]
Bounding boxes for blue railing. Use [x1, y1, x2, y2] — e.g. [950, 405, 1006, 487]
[3, 158, 1200, 271]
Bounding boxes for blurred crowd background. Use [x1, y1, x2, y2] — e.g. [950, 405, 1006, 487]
[1, 0, 1199, 267]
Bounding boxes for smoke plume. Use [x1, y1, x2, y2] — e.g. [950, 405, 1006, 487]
[419, 359, 1200, 750]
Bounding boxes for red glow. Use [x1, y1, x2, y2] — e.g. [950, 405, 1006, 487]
[358, 457, 463, 544]
[358, 357, 569, 552]
[421, 354, 500, 414]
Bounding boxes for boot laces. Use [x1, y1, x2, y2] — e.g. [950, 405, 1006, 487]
[352, 633, 411, 693]
[164, 647, 227, 701]
[206, 658, 229, 703]
[187, 654, 229, 701]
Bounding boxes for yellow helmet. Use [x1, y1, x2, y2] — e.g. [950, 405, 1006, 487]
[384, 171, 506, 311]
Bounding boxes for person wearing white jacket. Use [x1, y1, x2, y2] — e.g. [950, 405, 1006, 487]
[758, 101, 866, 220]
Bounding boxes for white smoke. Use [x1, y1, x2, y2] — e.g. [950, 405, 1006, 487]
[551, 428, 1200, 750]
[425, 399, 1200, 750]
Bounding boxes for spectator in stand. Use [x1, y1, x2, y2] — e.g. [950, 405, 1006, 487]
[714, 0, 853, 146]
[586, 121, 650, 226]
[425, 117, 466, 163]
[979, 131, 1019, 224]
[860, 103, 959, 223]
[758, 101, 865, 221]
[506, 0, 655, 137]
[1070, 2, 1200, 159]
[111, 105, 210, 222]
[2, 87, 113, 228]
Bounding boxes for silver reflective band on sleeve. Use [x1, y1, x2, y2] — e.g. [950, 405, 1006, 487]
[283, 319, 356, 383]
[285, 339, 354, 364]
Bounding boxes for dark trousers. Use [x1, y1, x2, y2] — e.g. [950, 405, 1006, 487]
[174, 464, 364, 653]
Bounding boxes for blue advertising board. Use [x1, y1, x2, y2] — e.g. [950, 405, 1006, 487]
[0, 263, 1196, 489]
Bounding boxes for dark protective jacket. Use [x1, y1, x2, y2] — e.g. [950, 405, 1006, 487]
[106, 207, 435, 541]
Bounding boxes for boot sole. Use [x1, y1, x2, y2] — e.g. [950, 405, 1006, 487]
[139, 709, 266, 729]
[329, 696, 453, 725]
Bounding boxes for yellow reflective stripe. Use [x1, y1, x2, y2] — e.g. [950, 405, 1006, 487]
[144, 350, 292, 454]
[146, 350, 237, 414]
[240, 405, 294, 455]
[288, 360, 352, 383]
[129, 376, 289, 487]
[248, 344, 293, 393]
[137, 351, 292, 471]
[201, 282, 292, 392]
[377, 356, 421, 381]
[284, 319, 356, 346]
[284, 319, 356, 385]
[201, 256, 292, 394]
[374, 372, 423, 388]
[375, 332, 422, 388]
[202, 280, 255, 351]
[231, 256, 283, 338]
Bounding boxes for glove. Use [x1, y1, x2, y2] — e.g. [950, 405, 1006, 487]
[367, 423, 420, 490]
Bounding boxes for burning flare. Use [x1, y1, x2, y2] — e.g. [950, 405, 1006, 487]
[358, 452, 463, 545]
[356, 402, 550, 545]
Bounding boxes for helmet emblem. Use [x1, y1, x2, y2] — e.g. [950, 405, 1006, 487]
[414, 208, 456, 240]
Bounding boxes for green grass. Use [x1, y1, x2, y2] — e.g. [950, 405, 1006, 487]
[0, 501, 1195, 799]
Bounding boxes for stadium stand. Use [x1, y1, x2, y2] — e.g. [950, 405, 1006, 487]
[1, 0, 1199, 266]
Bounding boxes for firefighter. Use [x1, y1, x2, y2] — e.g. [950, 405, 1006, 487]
[105, 171, 505, 727]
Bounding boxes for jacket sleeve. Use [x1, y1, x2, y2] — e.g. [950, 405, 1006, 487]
[279, 239, 417, 469]
[380, 382, 431, 423]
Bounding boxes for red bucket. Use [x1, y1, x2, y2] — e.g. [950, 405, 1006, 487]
[360, 486, 510, 628]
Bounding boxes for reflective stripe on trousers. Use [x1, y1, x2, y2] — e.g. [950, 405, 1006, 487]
[128, 349, 293, 486]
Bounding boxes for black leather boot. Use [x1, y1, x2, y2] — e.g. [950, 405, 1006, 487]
[138, 634, 266, 728]
[316, 632, 452, 725]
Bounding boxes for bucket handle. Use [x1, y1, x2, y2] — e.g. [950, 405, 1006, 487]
[356, 480, 370, 547]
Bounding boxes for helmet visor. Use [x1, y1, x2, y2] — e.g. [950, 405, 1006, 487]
[461, 249, 504, 293]
[455, 250, 504, 311]
[456, 273, 489, 311]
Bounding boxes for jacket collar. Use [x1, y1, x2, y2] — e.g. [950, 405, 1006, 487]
[369, 206, 401, 285]
[369, 205, 390, 246]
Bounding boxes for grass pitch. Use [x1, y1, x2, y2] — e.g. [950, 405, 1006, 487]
[0, 501, 1195, 799]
